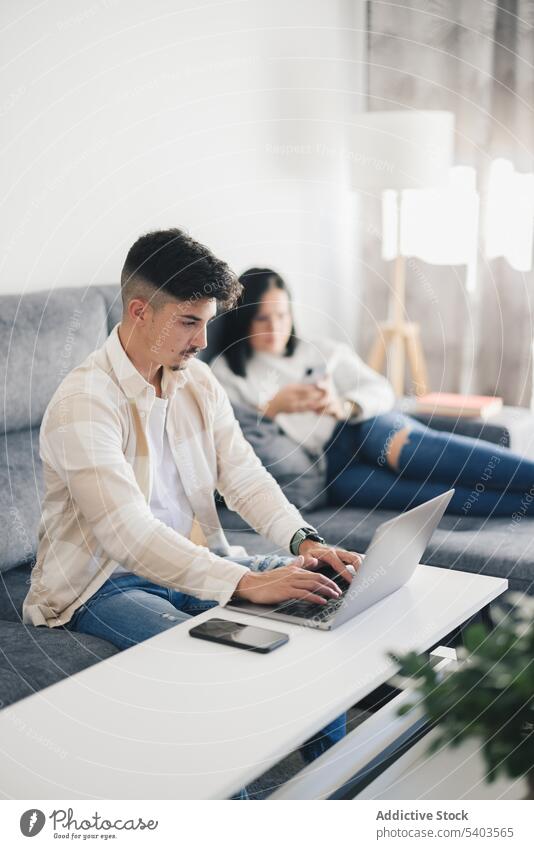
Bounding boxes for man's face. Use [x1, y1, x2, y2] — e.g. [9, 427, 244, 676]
[147, 297, 217, 371]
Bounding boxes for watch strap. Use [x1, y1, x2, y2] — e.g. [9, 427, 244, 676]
[290, 527, 325, 556]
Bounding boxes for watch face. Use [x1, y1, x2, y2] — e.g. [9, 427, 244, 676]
[291, 528, 323, 555]
[291, 530, 305, 554]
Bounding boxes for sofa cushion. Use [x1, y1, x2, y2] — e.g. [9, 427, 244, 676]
[229, 402, 327, 510]
[0, 563, 33, 621]
[0, 562, 120, 712]
[0, 559, 120, 711]
[219, 505, 534, 594]
[307, 508, 534, 587]
[0, 428, 43, 572]
[0, 619, 119, 709]
[0, 668, 36, 711]
[0, 282, 124, 573]
[95, 283, 123, 332]
[0, 286, 109, 434]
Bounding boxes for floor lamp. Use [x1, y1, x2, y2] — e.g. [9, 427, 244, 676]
[349, 111, 454, 396]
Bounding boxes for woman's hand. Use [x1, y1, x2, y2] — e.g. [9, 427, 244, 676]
[308, 377, 346, 419]
[261, 383, 327, 417]
[233, 555, 343, 605]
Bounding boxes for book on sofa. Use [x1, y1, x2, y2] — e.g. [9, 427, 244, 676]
[413, 392, 503, 420]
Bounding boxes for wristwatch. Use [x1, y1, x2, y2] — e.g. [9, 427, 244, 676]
[290, 526, 326, 556]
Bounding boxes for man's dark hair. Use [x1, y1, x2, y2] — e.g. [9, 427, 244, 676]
[121, 228, 242, 312]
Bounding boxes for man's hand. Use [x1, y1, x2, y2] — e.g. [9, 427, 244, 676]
[298, 539, 363, 584]
[233, 555, 343, 606]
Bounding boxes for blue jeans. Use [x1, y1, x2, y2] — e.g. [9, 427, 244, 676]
[63, 553, 346, 799]
[325, 412, 534, 516]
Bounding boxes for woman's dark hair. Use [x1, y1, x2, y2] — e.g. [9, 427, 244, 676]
[218, 267, 298, 377]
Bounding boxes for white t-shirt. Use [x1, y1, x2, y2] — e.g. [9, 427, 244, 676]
[111, 394, 194, 577]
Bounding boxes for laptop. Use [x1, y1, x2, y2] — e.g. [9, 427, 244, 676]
[227, 489, 454, 630]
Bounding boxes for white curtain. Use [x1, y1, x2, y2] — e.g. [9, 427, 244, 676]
[360, 0, 534, 404]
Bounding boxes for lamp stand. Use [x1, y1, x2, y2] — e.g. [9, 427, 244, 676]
[366, 192, 429, 397]
[367, 319, 429, 397]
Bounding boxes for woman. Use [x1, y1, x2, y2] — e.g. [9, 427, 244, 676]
[211, 268, 534, 517]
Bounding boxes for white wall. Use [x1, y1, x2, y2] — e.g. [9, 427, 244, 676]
[0, 0, 366, 343]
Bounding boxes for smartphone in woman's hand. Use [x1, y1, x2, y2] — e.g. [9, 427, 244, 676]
[303, 366, 328, 385]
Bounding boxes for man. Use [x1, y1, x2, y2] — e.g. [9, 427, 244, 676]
[23, 228, 362, 781]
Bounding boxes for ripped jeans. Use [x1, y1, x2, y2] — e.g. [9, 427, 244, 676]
[325, 412, 534, 517]
[63, 553, 347, 798]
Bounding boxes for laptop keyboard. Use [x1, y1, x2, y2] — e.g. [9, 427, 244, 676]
[272, 564, 351, 622]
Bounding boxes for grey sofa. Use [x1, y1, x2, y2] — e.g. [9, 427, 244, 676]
[1, 284, 532, 713]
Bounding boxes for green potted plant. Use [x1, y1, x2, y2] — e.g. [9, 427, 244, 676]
[389, 593, 534, 799]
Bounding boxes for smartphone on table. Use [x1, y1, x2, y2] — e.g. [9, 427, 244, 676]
[189, 618, 289, 653]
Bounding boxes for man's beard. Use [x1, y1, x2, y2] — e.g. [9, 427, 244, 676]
[169, 350, 198, 371]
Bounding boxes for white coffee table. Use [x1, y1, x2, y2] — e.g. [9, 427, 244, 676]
[0, 565, 507, 800]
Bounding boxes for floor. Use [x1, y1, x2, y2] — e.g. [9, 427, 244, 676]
[246, 705, 369, 799]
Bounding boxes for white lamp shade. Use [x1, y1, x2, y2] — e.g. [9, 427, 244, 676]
[484, 158, 534, 272]
[384, 167, 480, 264]
[348, 110, 455, 193]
